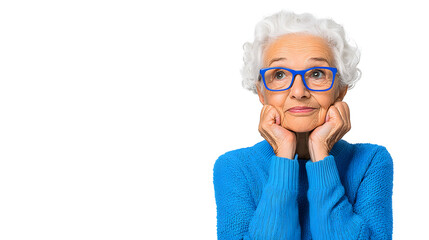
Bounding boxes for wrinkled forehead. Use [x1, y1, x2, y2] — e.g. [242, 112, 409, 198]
[262, 33, 334, 67]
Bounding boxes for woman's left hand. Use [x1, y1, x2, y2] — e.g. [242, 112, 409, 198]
[308, 101, 351, 162]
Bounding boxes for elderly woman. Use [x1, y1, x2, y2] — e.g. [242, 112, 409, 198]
[213, 11, 393, 240]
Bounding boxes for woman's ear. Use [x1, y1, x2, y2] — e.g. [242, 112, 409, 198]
[336, 85, 348, 101]
[256, 82, 265, 105]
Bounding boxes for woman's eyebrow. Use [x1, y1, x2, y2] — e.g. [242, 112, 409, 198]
[268, 57, 287, 66]
[308, 57, 330, 64]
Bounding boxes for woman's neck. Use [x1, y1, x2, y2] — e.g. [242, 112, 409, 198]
[295, 132, 311, 159]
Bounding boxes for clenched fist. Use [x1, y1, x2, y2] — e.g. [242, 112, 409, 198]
[258, 105, 297, 159]
[308, 101, 351, 162]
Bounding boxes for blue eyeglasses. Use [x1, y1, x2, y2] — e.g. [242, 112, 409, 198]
[259, 67, 338, 92]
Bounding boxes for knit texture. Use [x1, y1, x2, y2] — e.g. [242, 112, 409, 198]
[213, 139, 393, 240]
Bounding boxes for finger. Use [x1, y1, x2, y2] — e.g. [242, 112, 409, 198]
[335, 102, 351, 130]
[327, 105, 345, 139]
[269, 106, 281, 125]
[333, 102, 351, 137]
[343, 102, 351, 131]
[263, 105, 281, 125]
[334, 102, 347, 124]
[259, 105, 268, 132]
[259, 106, 283, 146]
[329, 106, 345, 144]
[343, 102, 350, 120]
[259, 128, 277, 150]
[272, 105, 284, 126]
[259, 106, 277, 145]
[326, 104, 340, 123]
[315, 106, 340, 139]
[260, 105, 274, 126]
[260, 105, 268, 121]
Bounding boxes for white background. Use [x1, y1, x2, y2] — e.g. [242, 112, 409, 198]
[0, 0, 427, 239]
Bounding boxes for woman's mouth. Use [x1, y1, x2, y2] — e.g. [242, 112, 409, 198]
[287, 106, 316, 113]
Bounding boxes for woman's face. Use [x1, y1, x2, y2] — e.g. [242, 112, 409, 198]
[256, 33, 348, 133]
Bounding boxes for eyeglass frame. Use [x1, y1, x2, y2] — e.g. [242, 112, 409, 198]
[259, 66, 338, 92]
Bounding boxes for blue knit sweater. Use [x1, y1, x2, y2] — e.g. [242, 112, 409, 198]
[213, 139, 393, 240]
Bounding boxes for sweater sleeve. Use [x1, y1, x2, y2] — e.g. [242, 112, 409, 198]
[305, 146, 393, 240]
[213, 154, 301, 240]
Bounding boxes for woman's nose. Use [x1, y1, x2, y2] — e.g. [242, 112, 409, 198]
[289, 75, 311, 99]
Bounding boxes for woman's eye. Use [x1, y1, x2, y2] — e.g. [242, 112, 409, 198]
[274, 71, 285, 79]
[311, 70, 325, 79]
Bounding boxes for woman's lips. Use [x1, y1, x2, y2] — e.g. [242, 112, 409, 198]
[287, 106, 316, 113]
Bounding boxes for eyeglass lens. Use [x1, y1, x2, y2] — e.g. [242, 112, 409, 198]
[264, 68, 334, 91]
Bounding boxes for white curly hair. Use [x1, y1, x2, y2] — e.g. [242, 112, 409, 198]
[241, 10, 361, 94]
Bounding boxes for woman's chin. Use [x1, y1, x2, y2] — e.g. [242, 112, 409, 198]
[284, 125, 315, 133]
[282, 120, 320, 133]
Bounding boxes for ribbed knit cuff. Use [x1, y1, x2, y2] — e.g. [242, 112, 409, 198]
[305, 155, 341, 190]
[267, 154, 299, 191]
[250, 154, 301, 239]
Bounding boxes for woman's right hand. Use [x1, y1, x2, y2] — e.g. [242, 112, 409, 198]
[258, 105, 297, 159]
